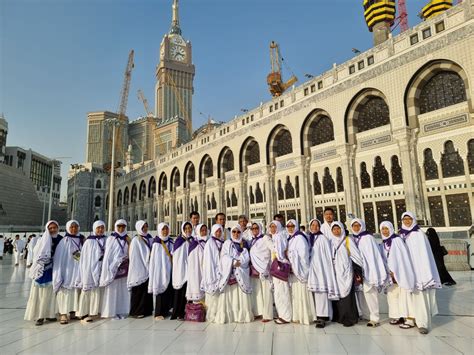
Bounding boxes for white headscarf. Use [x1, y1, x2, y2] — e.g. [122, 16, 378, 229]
[114, 219, 128, 237]
[401, 211, 417, 231]
[251, 222, 263, 237]
[195, 223, 208, 241]
[30, 220, 59, 281]
[181, 221, 193, 238]
[286, 219, 300, 234]
[135, 220, 148, 237]
[269, 220, 288, 263]
[268, 220, 283, 235]
[287, 218, 310, 283]
[230, 225, 243, 243]
[157, 222, 170, 240]
[66, 220, 80, 235]
[211, 224, 224, 240]
[380, 221, 395, 240]
[92, 220, 106, 236]
[350, 218, 366, 235]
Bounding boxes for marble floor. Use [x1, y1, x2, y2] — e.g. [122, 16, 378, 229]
[0, 254, 472, 354]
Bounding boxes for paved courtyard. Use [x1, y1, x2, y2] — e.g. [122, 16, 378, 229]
[0, 254, 472, 354]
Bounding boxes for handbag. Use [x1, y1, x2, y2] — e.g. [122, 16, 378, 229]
[185, 302, 206, 322]
[270, 259, 290, 282]
[250, 264, 260, 278]
[115, 258, 129, 279]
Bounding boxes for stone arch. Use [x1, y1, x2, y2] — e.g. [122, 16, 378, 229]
[131, 183, 138, 203]
[372, 156, 390, 187]
[423, 148, 439, 180]
[344, 88, 390, 145]
[117, 189, 123, 207]
[199, 155, 214, 183]
[266, 124, 293, 165]
[170, 167, 181, 192]
[158, 172, 167, 195]
[124, 186, 130, 205]
[95, 180, 102, 189]
[184, 161, 196, 188]
[218, 146, 235, 178]
[148, 176, 156, 198]
[441, 140, 465, 178]
[468, 139, 474, 175]
[94, 195, 101, 207]
[239, 136, 260, 172]
[139, 180, 146, 201]
[404, 60, 471, 128]
[300, 109, 335, 155]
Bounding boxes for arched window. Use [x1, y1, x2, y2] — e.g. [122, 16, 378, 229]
[360, 162, 371, 189]
[373, 156, 389, 187]
[184, 162, 195, 188]
[356, 96, 390, 133]
[159, 174, 167, 195]
[423, 148, 439, 180]
[391, 156, 403, 184]
[284, 176, 295, 199]
[240, 138, 260, 172]
[468, 139, 474, 175]
[148, 177, 156, 198]
[131, 184, 138, 203]
[200, 156, 213, 183]
[226, 191, 231, 208]
[255, 183, 263, 203]
[231, 188, 238, 207]
[308, 115, 334, 147]
[323, 167, 335, 194]
[219, 148, 234, 178]
[313, 172, 322, 195]
[295, 176, 300, 198]
[249, 186, 255, 204]
[95, 196, 101, 207]
[441, 141, 465, 178]
[208, 195, 212, 210]
[124, 187, 130, 205]
[419, 71, 467, 114]
[277, 180, 284, 200]
[211, 193, 217, 210]
[194, 197, 198, 212]
[117, 190, 122, 207]
[336, 167, 344, 192]
[139, 180, 146, 201]
[95, 180, 102, 189]
[171, 169, 181, 192]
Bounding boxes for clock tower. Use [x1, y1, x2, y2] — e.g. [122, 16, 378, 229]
[155, 0, 195, 145]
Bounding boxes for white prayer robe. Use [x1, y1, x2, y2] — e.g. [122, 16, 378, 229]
[186, 226, 207, 301]
[0, 238, 4, 257]
[26, 236, 39, 266]
[13, 239, 25, 264]
[127, 234, 152, 290]
[249, 223, 273, 320]
[400, 212, 441, 329]
[148, 235, 173, 296]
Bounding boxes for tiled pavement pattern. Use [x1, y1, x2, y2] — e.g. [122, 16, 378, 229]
[0, 254, 472, 354]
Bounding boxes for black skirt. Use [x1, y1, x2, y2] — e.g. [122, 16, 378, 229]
[155, 280, 174, 317]
[170, 282, 187, 320]
[129, 279, 153, 317]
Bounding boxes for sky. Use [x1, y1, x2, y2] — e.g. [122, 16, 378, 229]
[1, 0, 433, 201]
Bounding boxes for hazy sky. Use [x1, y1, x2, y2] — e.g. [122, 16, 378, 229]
[1, 0, 430, 200]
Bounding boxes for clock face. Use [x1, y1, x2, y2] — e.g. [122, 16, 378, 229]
[171, 45, 186, 62]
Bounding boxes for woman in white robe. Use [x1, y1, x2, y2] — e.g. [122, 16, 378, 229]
[379, 221, 415, 326]
[77, 220, 107, 322]
[270, 220, 292, 324]
[330, 221, 363, 327]
[201, 224, 225, 322]
[249, 222, 273, 322]
[24, 220, 62, 326]
[128, 220, 154, 318]
[215, 225, 253, 324]
[307, 218, 339, 328]
[99, 219, 131, 319]
[186, 224, 208, 302]
[148, 222, 174, 320]
[171, 221, 193, 319]
[350, 218, 389, 327]
[400, 211, 441, 334]
[26, 234, 39, 267]
[286, 219, 315, 325]
[53, 220, 84, 324]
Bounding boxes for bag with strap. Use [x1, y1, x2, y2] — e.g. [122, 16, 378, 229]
[270, 259, 290, 282]
[185, 302, 206, 322]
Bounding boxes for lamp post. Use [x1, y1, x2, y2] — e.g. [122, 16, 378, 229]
[105, 118, 121, 232]
[41, 185, 49, 226]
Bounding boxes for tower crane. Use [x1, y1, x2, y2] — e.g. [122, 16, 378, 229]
[137, 89, 154, 118]
[267, 41, 298, 97]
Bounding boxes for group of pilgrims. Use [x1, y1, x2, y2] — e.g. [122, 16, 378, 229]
[24, 208, 441, 334]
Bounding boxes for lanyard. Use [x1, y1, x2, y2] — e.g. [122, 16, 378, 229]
[333, 237, 346, 260]
[69, 236, 82, 252]
[141, 235, 153, 251]
[116, 237, 127, 254]
[161, 239, 172, 261]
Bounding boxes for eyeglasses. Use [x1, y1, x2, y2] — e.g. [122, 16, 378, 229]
[287, 225, 295, 228]
[232, 230, 241, 234]
[251, 227, 259, 230]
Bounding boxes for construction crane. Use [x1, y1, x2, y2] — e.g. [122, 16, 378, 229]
[267, 41, 298, 97]
[392, 0, 408, 33]
[108, 49, 134, 169]
[137, 89, 154, 118]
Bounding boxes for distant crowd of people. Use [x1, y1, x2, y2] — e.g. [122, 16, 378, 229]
[3, 209, 456, 335]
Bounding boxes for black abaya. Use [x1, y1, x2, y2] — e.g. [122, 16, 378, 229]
[332, 263, 361, 327]
[129, 279, 154, 317]
[155, 280, 174, 317]
[170, 282, 187, 320]
[426, 228, 456, 285]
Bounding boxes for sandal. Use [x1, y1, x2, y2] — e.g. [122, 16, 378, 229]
[419, 327, 429, 334]
[399, 323, 414, 329]
[390, 318, 404, 325]
[315, 319, 326, 328]
[35, 318, 44, 326]
[154, 316, 165, 321]
[261, 319, 271, 323]
[59, 315, 69, 325]
[367, 321, 379, 327]
[274, 318, 289, 325]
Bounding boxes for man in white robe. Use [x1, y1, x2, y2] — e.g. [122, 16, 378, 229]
[0, 235, 4, 260]
[320, 208, 336, 242]
[13, 235, 25, 266]
[26, 234, 39, 267]
[400, 212, 441, 334]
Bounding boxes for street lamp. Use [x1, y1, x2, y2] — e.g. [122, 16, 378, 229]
[105, 118, 121, 232]
[41, 185, 49, 226]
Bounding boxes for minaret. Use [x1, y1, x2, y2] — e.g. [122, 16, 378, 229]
[421, 0, 453, 20]
[170, 0, 181, 35]
[363, 0, 396, 46]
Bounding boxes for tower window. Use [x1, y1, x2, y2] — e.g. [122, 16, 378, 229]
[304, 88, 309, 96]
[311, 84, 316, 93]
[358, 61, 365, 70]
[349, 65, 355, 74]
[367, 55, 374, 66]
[410, 34, 419, 45]
[318, 81, 323, 89]
[435, 21, 445, 33]
[422, 27, 431, 39]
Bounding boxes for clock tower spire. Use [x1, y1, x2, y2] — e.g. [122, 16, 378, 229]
[154, 0, 195, 156]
